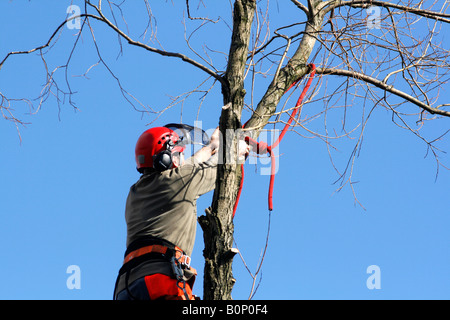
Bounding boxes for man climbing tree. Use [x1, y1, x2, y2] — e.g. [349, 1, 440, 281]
[114, 125, 220, 300]
[1, 1, 449, 300]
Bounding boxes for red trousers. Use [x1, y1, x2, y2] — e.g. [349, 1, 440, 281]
[116, 273, 195, 300]
[144, 273, 194, 300]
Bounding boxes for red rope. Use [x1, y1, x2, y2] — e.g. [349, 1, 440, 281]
[233, 63, 316, 218]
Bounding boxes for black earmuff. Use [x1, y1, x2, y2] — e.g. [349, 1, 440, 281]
[153, 150, 173, 172]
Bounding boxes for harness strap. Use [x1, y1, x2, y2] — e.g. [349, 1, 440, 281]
[170, 256, 191, 300]
[123, 244, 195, 274]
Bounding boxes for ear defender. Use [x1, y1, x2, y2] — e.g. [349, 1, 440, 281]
[153, 150, 173, 172]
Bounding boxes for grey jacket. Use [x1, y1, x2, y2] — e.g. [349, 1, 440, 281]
[115, 156, 217, 296]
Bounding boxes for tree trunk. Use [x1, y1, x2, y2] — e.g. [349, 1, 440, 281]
[198, 0, 256, 300]
[198, 0, 325, 300]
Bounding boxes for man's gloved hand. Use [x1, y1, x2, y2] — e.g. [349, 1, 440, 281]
[238, 139, 250, 162]
[209, 127, 220, 154]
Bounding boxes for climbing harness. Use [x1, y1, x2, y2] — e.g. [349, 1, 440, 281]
[233, 63, 317, 218]
[113, 236, 196, 300]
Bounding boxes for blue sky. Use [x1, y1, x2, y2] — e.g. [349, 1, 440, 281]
[1, 1, 449, 300]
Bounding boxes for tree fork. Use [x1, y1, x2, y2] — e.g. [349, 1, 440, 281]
[245, 1, 325, 136]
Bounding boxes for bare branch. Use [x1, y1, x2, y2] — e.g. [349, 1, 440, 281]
[321, 0, 450, 23]
[291, 0, 309, 16]
[316, 67, 450, 117]
[185, 0, 219, 23]
[86, 2, 225, 86]
[0, 14, 98, 71]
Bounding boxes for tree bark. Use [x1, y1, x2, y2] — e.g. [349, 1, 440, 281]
[198, 0, 256, 300]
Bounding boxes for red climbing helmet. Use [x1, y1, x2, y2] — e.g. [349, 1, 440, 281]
[135, 127, 185, 172]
